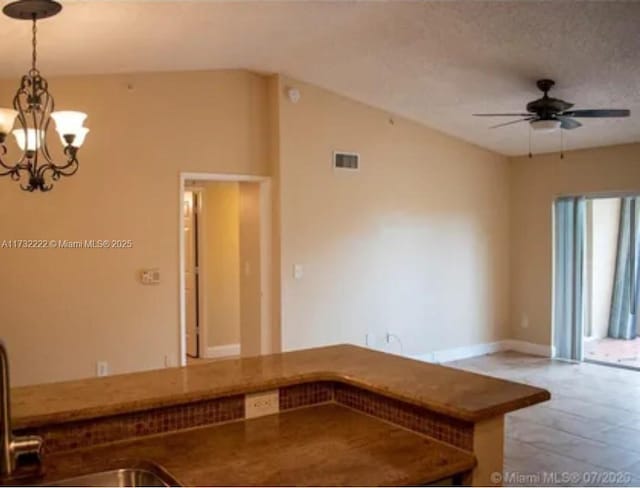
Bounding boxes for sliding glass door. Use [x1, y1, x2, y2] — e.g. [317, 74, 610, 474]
[555, 194, 640, 369]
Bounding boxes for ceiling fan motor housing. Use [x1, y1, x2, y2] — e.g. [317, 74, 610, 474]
[527, 80, 573, 118]
[526, 97, 574, 119]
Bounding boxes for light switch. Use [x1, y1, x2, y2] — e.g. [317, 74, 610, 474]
[293, 264, 304, 280]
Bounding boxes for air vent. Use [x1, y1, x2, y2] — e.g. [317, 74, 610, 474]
[333, 151, 360, 171]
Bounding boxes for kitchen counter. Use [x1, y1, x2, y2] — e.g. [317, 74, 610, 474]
[12, 344, 549, 429]
[40, 403, 476, 486]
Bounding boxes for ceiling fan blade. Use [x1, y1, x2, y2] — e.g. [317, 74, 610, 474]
[489, 118, 535, 129]
[562, 109, 630, 118]
[557, 117, 582, 130]
[473, 113, 532, 117]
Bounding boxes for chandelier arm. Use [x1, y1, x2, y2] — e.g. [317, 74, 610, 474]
[39, 89, 55, 165]
[50, 147, 79, 177]
[36, 146, 77, 183]
[0, 145, 20, 179]
[30, 102, 41, 168]
[12, 80, 31, 168]
[0, 158, 31, 176]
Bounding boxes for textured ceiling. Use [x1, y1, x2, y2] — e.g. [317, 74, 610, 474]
[1, 0, 639, 156]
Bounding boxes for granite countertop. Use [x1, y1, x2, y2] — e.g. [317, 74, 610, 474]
[40, 404, 477, 486]
[12, 344, 550, 429]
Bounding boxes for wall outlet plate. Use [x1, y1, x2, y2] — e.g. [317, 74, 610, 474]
[96, 361, 109, 377]
[245, 390, 279, 419]
[365, 332, 376, 347]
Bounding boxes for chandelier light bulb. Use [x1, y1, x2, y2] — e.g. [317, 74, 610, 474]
[51, 111, 87, 137]
[12, 128, 44, 152]
[0, 109, 18, 136]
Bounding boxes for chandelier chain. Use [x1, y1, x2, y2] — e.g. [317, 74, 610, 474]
[31, 14, 37, 73]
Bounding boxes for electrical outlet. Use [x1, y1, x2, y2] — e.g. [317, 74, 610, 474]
[96, 361, 109, 377]
[521, 314, 529, 329]
[245, 390, 279, 419]
[365, 332, 376, 347]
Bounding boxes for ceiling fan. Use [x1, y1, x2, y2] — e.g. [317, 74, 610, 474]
[473, 79, 630, 131]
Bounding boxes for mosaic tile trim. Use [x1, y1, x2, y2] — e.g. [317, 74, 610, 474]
[18, 395, 244, 454]
[280, 381, 473, 450]
[279, 382, 335, 410]
[334, 383, 474, 450]
[17, 382, 472, 455]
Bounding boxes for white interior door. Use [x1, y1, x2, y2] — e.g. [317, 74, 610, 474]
[184, 191, 199, 358]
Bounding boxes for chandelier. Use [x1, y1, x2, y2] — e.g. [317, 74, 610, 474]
[0, 0, 89, 192]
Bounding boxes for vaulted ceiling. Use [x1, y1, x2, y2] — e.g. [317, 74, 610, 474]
[1, 0, 639, 156]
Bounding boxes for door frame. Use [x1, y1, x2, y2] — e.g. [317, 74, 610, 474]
[178, 172, 273, 366]
[183, 185, 205, 358]
[552, 189, 640, 369]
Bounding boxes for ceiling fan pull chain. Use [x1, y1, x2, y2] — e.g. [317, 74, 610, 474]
[528, 125, 533, 158]
[560, 128, 565, 159]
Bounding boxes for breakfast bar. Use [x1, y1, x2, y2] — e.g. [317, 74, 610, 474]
[9, 345, 550, 486]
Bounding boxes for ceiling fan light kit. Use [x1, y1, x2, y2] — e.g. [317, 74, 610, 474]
[530, 119, 561, 132]
[474, 78, 630, 157]
[0, 0, 90, 192]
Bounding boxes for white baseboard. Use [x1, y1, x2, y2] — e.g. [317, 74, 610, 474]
[207, 343, 240, 359]
[411, 339, 553, 364]
[412, 341, 505, 363]
[503, 340, 554, 358]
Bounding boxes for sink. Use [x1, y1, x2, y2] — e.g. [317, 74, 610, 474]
[48, 462, 178, 487]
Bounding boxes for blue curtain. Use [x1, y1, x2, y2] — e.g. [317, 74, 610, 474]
[608, 197, 640, 340]
[554, 197, 586, 361]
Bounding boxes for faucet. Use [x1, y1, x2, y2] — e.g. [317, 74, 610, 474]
[0, 341, 43, 478]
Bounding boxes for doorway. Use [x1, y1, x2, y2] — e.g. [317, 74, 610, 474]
[584, 197, 640, 369]
[553, 194, 640, 370]
[179, 173, 273, 366]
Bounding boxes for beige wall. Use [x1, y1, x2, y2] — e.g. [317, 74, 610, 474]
[587, 198, 620, 339]
[6, 68, 602, 386]
[202, 182, 241, 349]
[238, 182, 262, 356]
[510, 143, 640, 346]
[267, 76, 283, 355]
[277, 77, 511, 356]
[0, 70, 270, 386]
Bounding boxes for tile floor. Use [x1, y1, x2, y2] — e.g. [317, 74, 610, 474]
[585, 337, 640, 370]
[446, 352, 640, 486]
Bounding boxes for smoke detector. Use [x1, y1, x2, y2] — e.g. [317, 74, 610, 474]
[287, 87, 301, 104]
